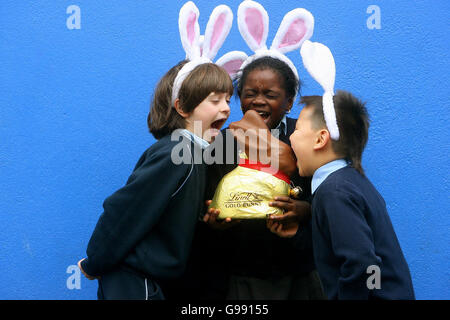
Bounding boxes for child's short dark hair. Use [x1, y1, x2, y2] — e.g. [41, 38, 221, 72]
[148, 61, 234, 140]
[301, 91, 370, 175]
[236, 56, 300, 101]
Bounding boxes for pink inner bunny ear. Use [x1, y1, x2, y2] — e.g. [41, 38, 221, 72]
[210, 13, 226, 50]
[271, 8, 314, 54]
[186, 11, 198, 46]
[279, 19, 306, 48]
[238, 0, 269, 52]
[216, 51, 248, 80]
[246, 8, 264, 46]
[203, 5, 233, 61]
[222, 60, 244, 77]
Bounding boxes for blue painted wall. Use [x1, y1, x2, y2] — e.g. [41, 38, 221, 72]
[0, 0, 448, 299]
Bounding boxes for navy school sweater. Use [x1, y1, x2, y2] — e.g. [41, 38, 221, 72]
[81, 133, 206, 281]
[297, 166, 415, 299]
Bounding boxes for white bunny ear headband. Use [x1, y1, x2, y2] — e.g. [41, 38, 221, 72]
[300, 40, 339, 140]
[172, 2, 246, 105]
[235, 0, 314, 100]
[194, 33, 247, 82]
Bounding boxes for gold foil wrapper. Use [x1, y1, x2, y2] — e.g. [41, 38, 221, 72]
[209, 165, 290, 219]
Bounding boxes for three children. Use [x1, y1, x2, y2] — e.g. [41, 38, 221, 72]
[79, 1, 415, 300]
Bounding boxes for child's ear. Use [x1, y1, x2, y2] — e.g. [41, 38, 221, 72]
[174, 99, 190, 119]
[313, 129, 330, 150]
[285, 97, 294, 113]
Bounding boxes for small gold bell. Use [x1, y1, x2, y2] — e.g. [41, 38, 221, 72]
[289, 186, 303, 199]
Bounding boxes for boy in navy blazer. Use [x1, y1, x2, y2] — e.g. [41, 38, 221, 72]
[269, 92, 415, 300]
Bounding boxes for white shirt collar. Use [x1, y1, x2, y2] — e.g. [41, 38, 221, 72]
[179, 129, 210, 149]
[311, 159, 348, 194]
[271, 115, 287, 138]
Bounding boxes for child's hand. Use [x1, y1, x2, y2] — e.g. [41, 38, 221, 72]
[204, 200, 240, 230]
[77, 258, 97, 280]
[266, 218, 299, 238]
[229, 110, 297, 177]
[268, 196, 311, 225]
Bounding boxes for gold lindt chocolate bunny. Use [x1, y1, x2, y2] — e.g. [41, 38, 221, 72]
[209, 110, 302, 219]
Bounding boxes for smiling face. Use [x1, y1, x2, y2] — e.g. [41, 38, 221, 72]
[184, 91, 231, 142]
[240, 68, 293, 129]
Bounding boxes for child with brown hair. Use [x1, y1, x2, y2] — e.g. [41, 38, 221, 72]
[77, 2, 235, 299]
[78, 60, 232, 300]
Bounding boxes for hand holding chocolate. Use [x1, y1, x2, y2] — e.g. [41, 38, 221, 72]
[229, 110, 297, 177]
[209, 110, 299, 219]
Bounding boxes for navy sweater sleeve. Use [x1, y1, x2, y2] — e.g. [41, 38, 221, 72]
[81, 144, 190, 277]
[314, 187, 382, 299]
[291, 220, 312, 252]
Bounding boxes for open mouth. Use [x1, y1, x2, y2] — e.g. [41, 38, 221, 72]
[210, 118, 227, 130]
[250, 110, 271, 121]
[204, 118, 227, 142]
[256, 111, 271, 119]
